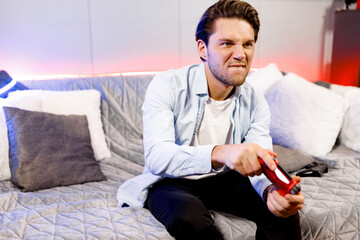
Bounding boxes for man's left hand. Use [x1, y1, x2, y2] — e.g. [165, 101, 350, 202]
[266, 176, 305, 218]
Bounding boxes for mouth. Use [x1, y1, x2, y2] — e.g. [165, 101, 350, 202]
[228, 64, 246, 69]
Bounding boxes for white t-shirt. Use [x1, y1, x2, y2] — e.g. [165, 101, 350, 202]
[187, 94, 235, 179]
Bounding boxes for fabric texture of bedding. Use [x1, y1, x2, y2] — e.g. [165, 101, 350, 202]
[0, 75, 359, 239]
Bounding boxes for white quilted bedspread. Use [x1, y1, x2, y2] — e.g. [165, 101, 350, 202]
[0, 155, 173, 239]
[0, 76, 359, 240]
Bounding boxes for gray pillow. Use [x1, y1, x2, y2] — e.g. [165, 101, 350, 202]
[273, 144, 315, 173]
[313, 81, 331, 89]
[3, 107, 106, 192]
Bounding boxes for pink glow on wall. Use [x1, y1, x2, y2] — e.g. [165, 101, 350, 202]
[257, 57, 322, 83]
[6, 51, 167, 80]
[1, 1, 347, 84]
[15, 67, 261, 82]
[6, 39, 326, 83]
[92, 54, 186, 76]
[15, 71, 160, 81]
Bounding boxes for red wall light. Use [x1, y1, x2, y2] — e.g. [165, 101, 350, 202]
[330, 10, 360, 86]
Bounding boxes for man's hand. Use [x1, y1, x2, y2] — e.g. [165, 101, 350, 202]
[266, 176, 305, 218]
[211, 143, 277, 177]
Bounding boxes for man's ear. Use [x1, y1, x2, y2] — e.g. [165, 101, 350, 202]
[197, 39, 207, 62]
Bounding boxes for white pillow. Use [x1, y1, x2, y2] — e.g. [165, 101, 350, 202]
[0, 95, 42, 181]
[9, 90, 111, 161]
[330, 84, 358, 96]
[246, 63, 283, 96]
[331, 84, 360, 152]
[266, 73, 349, 157]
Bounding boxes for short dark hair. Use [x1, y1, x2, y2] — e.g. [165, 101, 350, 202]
[195, 0, 260, 46]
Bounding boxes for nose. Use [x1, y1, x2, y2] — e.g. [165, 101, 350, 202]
[233, 45, 246, 61]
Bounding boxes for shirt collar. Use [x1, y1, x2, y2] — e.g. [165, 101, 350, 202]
[194, 62, 209, 96]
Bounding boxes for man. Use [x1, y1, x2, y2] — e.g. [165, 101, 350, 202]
[117, 0, 305, 239]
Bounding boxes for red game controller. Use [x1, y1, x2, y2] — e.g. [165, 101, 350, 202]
[258, 157, 301, 196]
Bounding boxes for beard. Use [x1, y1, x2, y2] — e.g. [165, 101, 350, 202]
[207, 54, 249, 87]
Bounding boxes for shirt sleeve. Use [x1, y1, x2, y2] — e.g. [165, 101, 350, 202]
[142, 73, 213, 177]
[244, 89, 273, 199]
[244, 91, 273, 150]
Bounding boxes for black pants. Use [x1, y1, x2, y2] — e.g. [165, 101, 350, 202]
[145, 170, 301, 240]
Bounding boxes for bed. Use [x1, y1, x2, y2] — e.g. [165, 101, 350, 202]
[0, 63, 359, 239]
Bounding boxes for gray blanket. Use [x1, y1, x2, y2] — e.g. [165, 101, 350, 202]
[0, 75, 359, 239]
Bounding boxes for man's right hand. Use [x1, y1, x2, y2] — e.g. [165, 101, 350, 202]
[211, 143, 277, 177]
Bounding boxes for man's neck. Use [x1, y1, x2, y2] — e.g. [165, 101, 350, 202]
[205, 66, 236, 101]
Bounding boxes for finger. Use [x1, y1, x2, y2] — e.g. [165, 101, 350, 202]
[236, 149, 260, 177]
[267, 149, 277, 158]
[291, 175, 302, 183]
[258, 150, 276, 171]
[283, 195, 304, 214]
[272, 191, 291, 209]
[285, 193, 305, 205]
[248, 152, 262, 176]
[268, 192, 293, 218]
[269, 192, 298, 218]
[267, 195, 282, 217]
[242, 160, 255, 177]
[274, 189, 304, 212]
[285, 199, 303, 212]
[269, 192, 285, 213]
[291, 203, 304, 212]
[236, 164, 248, 177]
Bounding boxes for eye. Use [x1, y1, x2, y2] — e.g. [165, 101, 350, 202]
[220, 42, 232, 47]
[244, 42, 254, 48]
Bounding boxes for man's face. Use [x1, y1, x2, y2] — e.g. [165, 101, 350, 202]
[199, 18, 255, 90]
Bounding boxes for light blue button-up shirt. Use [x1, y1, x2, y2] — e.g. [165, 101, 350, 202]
[117, 63, 272, 207]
